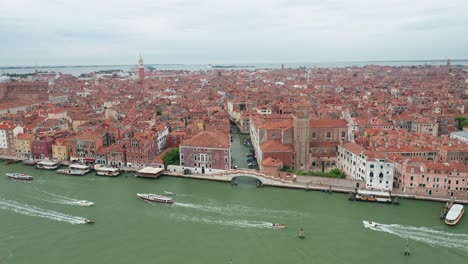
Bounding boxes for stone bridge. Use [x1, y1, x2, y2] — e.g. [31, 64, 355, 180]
[209, 169, 294, 186]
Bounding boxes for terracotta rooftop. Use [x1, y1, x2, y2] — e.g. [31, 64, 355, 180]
[310, 119, 347, 128]
[260, 139, 293, 152]
[181, 130, 230, 149]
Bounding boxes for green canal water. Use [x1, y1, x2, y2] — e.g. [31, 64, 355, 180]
[0, 162, 467, 264]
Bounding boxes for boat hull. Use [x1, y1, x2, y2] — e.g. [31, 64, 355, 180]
[7, 175, 34, 181]
[137, 194, 173, 204]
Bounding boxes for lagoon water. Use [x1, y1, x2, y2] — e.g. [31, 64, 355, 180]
[1, 160, 467, 264]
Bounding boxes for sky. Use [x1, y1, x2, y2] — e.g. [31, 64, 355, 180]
[1, 0, 467, 66]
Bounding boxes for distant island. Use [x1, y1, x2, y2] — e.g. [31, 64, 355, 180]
[210, 65, 255, 68]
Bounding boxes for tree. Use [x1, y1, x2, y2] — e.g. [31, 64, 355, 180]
[455, 116, 467, 130]
[461, 120, 468, 129]
[162, 148, 180, 169]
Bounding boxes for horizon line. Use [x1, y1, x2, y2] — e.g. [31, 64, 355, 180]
[1, 59, 467, 69]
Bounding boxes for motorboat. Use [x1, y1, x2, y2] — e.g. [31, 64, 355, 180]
[272, 223, 287, 229]
[137, 193, 173, 204]
[363, 220, 381, 229]
[6, 173, 34, 181]
[84, 219, 95, 224]
[76, 200, 94, 207]
[445, 204, 464, 226]
[164, 191, 176, 196]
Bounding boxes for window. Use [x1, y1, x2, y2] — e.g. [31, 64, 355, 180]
[370, 165, 374, 169]
[327, 132, 331, 138]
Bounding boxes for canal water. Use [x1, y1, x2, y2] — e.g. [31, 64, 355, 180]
[1, 161, 467, 264]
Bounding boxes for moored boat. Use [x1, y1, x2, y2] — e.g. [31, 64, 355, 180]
[445, 204, 464, 226]
[95, 165, 120, 177]
[137, 193, 173, 204]
[272, 223, 287, 229]
[355, 190, 392, 203]
[6, 173, 34, 181]
[36, 161, 61, 170]
[76, 200, 94, 207]
[57, 164, 91, 176]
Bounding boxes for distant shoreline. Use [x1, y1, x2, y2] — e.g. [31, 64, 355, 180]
[1, 59, 468, 69]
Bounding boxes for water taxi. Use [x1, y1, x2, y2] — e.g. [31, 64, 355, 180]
[57, 164, 91, 176]
[355, 190, 392, 203]
[84, 219, 95, 224]
[95, 165, 120, 177]
[36, 161, 61, 170]
[272, 223, 287, 229]
[76, 200, 94, 207]
[363, 220, 382, 229]
[164, 191, 176, 196]
[137, 193, 173, 204]
[445, 204, 464, 226]
[6, 173, 34, 181]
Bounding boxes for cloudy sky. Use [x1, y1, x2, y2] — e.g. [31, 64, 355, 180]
[1, 0, 467, 66]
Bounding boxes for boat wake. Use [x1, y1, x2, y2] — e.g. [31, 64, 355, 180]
[32, 190, 85, 206]
[174, 201, 299, 217]
[175, 214, 274, 229]
[0, 197, 88, 224]
[363, 221, 468, 251]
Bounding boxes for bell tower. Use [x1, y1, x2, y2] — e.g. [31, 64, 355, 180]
[293, 98, 310, 170]
[138, 53, 145, 83]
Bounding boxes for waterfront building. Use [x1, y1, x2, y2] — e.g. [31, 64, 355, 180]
[337, 142, 395, 191]
[69, 131, 104, 163]
[179, 130, 231, 172]
[394, 160, 468, 200]
[32, 136, 54, 160]
[0, 122, 24, 156]
[52, 138, 69, 161]
[14, 133, 34, 159]
[95, 143, 127, 167]
[125, 129, 158, 168]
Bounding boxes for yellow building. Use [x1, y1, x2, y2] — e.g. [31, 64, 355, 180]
[52, 139, 69, 161]
[14, 133, 34, 159]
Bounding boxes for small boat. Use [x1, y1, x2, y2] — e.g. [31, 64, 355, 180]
[137, 193, 173, 204]
[76, 200, 94, 207]
[363, 220, 381, 229]
[445, 204, 464, 226]
[272, 223, 287, 229]
[164, 191, 176, 196]
[84, 219, 95, 224]
[6, 173, 34, 181]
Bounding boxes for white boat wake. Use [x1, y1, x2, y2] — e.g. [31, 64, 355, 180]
[174, 201, 299, 217]
[0, 197, 88, 224]
[363, 220, 468, 251]
[174, 214, 274, 229]
[33, 190, 88, 206]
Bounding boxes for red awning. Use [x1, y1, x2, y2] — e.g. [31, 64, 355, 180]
[84, 158, 96, 162]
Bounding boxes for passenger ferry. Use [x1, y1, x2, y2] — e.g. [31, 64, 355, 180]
[36, 161, 61, 170]
[6, 173, 34, 181]
[137, 193, 174, 204]
[355, 190, 392, 203]
[445, 204, 464, 226]
[95, 165, 120, 177]
[57, 164, 91, 176]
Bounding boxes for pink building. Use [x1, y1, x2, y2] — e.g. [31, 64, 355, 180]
[179, 131, 231, 172]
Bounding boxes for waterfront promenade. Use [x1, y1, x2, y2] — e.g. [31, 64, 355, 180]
[2, 154, 467, 204]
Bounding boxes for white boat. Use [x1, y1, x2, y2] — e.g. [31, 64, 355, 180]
[272, 223, 287, 229]
[36, 161, 61, 170]
[57, 164, 91, 176]
[363, 220, 382, 229]
[76, 200, 94, 207]
[6, 173, 34, 181]
[355, 190, 392, 203]
[445, 204, 464, 226]
[137, 193, 173, 204]
[95, 165, 120, 177]
[164, 191, 176, 196]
